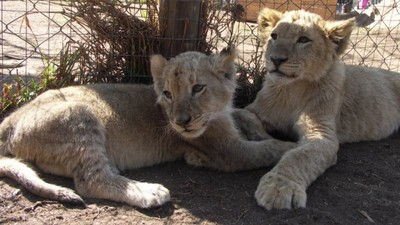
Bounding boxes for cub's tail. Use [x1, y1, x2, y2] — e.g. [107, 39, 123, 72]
[0, 157, 85, 206]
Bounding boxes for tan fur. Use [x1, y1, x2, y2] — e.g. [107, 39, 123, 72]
[0, 47, 296, 208]
[234, 8, 400, 210]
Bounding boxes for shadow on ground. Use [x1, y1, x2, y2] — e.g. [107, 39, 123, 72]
[1, 133, 399, 225]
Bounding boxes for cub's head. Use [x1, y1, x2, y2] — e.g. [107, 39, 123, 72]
[258, 8, 355, 83]
[150, 46, 237, 139]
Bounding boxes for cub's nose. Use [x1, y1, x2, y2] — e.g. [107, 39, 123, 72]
[270, 55, 288, 67]
[175, 115, 192, 127]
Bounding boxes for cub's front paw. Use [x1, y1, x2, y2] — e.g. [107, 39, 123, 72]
[232, 109, 272, 141]
[255, 172, 307, 210]
[128, 182, 171, 208]
[184, 151, 209, 168]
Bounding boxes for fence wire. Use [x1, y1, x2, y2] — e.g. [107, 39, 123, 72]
[0, 0, 399, 109]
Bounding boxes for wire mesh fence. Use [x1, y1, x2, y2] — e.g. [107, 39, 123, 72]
[1, 0, 399, 111]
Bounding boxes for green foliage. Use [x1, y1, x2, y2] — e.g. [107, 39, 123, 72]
[41, 45, 82, 89]
[1, 77, 39, 113]
[0, 45, 81, 113]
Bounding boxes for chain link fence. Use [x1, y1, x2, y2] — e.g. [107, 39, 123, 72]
[1, 0, 399, 111]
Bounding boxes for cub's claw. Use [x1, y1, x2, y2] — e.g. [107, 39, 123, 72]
[255, 172, 307, 210]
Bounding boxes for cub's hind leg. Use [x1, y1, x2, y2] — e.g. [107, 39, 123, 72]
[71, 143, 170, 208]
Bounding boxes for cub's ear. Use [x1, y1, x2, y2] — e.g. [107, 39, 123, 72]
[213, 45, 237, 80]
[150, 54, 167, 94]
[324, 18, 355, 56]
[150, 54, 167, 81]
[258, 8, 283, 45]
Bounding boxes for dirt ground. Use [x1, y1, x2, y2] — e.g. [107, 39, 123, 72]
[0, 133, 399, 225]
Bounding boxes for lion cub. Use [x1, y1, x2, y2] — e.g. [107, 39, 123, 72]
[0, 47, 295, 208]
[234, 8, 400, 210]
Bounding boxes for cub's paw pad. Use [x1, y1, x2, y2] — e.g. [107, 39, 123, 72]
[184, 151, 209, 167]
[130, 183, 171, 208]
[255, 172, 306, 210]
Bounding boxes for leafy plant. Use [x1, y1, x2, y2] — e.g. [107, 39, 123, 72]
[0, 44, 81, 113]
[1, 77, 39, 113]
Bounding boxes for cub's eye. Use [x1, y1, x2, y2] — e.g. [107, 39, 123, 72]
[192, 84, 205, 95]
[163, 90, 172, 100]
[270, 33, 278, 40]
[297, 36, 311, 44]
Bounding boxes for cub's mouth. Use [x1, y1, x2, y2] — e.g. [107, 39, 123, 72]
[180, 126, 207, 139]
[171, 121, 208, 139]
[269, 70, 297, 78]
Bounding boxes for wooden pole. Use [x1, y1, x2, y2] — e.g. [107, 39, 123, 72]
[159, 0, 202, 58]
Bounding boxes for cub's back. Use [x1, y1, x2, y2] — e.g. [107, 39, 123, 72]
[0, 83, 164, 151]
[337, 65, 400, 142]
[8, 83, 159, 124]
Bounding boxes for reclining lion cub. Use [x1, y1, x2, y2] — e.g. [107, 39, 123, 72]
[0, 47, 295, 208]
[234, 8, 400, 210]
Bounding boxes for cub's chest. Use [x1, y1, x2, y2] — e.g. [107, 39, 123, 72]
[251, 84, 313, 139]
[259, 88, 305, 121]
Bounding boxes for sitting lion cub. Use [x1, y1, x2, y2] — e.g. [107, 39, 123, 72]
[234, 8, 400, 210]
[0, 47, 295, 208]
